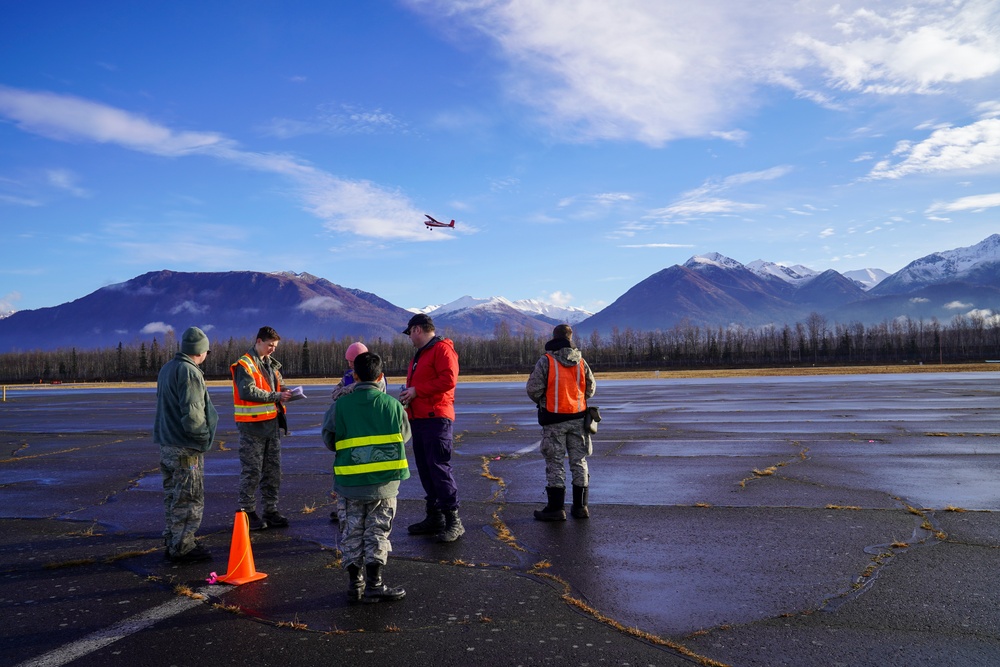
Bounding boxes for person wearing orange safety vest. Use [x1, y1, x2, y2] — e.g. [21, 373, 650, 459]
[231, 326, 293, 531]
[526, 323, 596, 522]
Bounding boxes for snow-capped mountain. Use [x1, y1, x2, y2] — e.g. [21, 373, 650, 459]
[872, 234, 1000, 295]
[578, 234, 1000, 334]
[413, 296, 593, 337]
[415, 296, 592, 324]
[508, 298, 592, 324]
[746, 260, 820, 285]
[684, 252, 746, 272]
[408, 304, 442, 314]
[841, 268, 890, 290]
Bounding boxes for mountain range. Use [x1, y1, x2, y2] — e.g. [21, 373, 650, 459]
[1, 234, 998, 352]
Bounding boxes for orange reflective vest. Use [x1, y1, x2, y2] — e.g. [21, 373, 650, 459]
[231, 354, 281, 423]
[544, 353, 586, 414]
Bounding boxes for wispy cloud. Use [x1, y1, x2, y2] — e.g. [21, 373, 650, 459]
[407, 0, 1000, 145]
[0, 86, 438, 243]
[646, 166, 791, 222]
[0, 193, 42, 207]
[0, 86, 226, 156]
[262, 103, 409, 138]
[620, 242, 694, 248]
[169, 300, 209, 316]
[926, 192, 1000, 214]
[47, 169, 91, 198]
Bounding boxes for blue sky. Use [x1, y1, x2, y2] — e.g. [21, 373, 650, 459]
[2, 0, 999, 316]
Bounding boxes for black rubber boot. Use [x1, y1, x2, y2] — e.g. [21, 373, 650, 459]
[408, 505, 446, 535]
[534, 486, 567, 521]
[437, 509, 465, 542]
[362, 563, 405, 603]
[346, 564, 364, 603]
[571, 485, 589, 519]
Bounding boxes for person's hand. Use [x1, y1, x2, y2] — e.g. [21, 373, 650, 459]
[399, 387, 416, 406]
[278, 390, 293, 402]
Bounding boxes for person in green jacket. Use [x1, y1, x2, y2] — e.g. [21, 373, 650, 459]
[153, 326, 218, 564]
[322, 351, 410, 603]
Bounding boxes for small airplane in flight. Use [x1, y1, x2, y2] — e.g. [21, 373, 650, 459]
[424, 214, 455, 230]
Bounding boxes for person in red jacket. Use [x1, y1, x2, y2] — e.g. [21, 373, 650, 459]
[399, 314, 463, 542]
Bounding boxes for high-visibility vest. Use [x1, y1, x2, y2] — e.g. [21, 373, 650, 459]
[544, 353, 586, 414]
[230, 354, 280, 422]
[333, 388, 410, 487]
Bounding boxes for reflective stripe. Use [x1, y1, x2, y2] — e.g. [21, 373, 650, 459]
[234, 404, 277, 417]
[231, 354, 280, 422]
[335, 458, 410, 476]
[336, 433, 404, 450]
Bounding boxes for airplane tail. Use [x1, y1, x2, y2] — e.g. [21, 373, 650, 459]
[449, 220, 455, 227]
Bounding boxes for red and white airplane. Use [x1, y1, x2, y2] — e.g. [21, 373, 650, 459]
[424, 214, 455, 230]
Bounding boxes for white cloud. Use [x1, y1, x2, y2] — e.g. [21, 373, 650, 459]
[945, 300, 973, 310]
[406, 0, 1000, 145]
[0, 86, 226, 156]
[910, 297, 929, 304]
[0, 86, 437, 243]
[978, 101, 1000, 119]
[0, 291, 21, 312]
[298, 296, 343, 314]
[169, 300, 209, 316]
[141, 321, 174, 335]
[547, 291, 572, 306]
[868, 119, 1000, 179]
[926, 192, 1000, 214]
[794, 3, 1000, 95]
[819, 228, 834, 238]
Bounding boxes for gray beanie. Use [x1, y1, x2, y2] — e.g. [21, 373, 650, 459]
[181, 327, 210, 355]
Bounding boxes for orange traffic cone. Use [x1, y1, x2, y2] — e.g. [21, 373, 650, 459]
[216, 511, 267, 585]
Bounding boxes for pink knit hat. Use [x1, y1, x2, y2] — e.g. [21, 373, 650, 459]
[345, 341, 368, 362]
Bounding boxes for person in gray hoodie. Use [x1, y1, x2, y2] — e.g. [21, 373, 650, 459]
[154, 326, 219, 563]
[526, 324, 596, 521]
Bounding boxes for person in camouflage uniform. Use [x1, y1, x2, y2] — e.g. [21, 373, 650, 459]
[322, 352, 410, 603]
[231, 326, 293, 531]
[154, 326, 218, 563]
[526, 324, 596, 521]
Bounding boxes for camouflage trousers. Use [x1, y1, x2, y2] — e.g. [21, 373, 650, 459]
[160, 445, 205, 556]
[540, 418, 592, 488]
[336, 496, 396, 568]
[237, 429, 281, 513]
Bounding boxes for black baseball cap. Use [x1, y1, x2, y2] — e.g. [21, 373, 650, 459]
[403, 313, 434, 335]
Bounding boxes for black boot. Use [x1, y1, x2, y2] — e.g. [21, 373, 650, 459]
[346, 564, 364, 603]
[408, 504, 446, 535]
[534, 486, 567, 521]
[362, 562, 405, 603]
[571, 485, 589, 519]
[437, 508, 465, 542]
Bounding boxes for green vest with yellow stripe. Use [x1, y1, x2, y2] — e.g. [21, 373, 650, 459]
[333, 386, 410, 487]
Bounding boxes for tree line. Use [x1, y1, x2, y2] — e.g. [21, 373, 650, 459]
[2, 313, 999, 384]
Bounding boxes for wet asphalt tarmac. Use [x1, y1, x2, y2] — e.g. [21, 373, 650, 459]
[2, 372, 1000, 667]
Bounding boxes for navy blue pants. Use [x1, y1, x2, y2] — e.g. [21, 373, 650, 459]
[410, 418, 459, 511]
